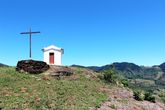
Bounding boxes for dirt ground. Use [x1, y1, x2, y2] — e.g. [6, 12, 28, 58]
[98, 87, 165, 110]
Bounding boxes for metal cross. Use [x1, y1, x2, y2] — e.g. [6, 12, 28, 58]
[20, 28, 40, 59]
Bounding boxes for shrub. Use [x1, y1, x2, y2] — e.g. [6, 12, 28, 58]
[133, 90, 144, 101]
[96, 73, 104, 80]
[133, 90, 156, 103]
[121, 79, 129, 87]
[103, 69, 117, 83]
[144, 92, 156, 103]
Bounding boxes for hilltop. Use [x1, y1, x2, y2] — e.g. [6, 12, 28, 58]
[0, 67, 106, 110]
[0, 66, 165, 110]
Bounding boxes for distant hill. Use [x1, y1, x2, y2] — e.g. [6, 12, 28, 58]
[71, 62, 165, 81]
[98, 62, 164, 80]
[71, 62, 165, 91]
[0, 63, 8, 67]
[71, 64, 87, 69]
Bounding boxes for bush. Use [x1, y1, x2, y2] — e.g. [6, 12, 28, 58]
[133, 90, 144, 101]
[121, 79, 129, 87]
[144, 92, 156, 103]
[103, 69, 117, 83]
[133, 90, 156, 103]
[96, 73, 104, 80]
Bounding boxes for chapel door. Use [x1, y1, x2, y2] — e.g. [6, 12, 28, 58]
[49, 53, 54, 64]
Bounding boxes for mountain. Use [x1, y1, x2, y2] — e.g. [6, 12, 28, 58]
[72, 62, 165, 92]
[71, 64, 87, 69]
[72, 62, 142, 72]
[71, 62, 165, 81]
[0, 63, 8, 67]
[159, 62, 165, 73]
[71, 64, 102, 72]
[98, 62, 164, 80]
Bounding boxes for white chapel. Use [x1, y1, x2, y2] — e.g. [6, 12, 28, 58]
[42, 45, 64, 65]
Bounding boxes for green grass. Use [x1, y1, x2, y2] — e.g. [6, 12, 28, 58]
[0, 67, 107, 110]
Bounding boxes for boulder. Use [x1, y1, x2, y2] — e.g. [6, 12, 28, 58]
[16, 60, 49, 74]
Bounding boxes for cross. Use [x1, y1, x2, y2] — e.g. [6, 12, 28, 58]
[20, 28, 40, 59]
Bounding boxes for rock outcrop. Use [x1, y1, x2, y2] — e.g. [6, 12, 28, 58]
[46, 65, 73, 77]
[98, 87, 165, 110]
[16, 60, 49, 74]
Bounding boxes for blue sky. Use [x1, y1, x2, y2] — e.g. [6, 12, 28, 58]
[0, 0, 165, 66]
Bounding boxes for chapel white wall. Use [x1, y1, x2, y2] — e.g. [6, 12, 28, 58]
[43, 50, 62, 66]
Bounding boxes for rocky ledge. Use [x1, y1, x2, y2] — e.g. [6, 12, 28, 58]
[46, 65, 73, 77]
[16, 60, 49, 74]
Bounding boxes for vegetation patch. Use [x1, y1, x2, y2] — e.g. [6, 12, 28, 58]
[0, 67, 107, 110]
[133, 90, 145, 101]
[144, 92, 156, 103]
[133, 90, 156, 103]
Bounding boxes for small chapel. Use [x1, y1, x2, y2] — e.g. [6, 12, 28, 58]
[42, 45, 64, 65]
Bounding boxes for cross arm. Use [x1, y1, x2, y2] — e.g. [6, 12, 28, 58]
[20, 31, 41, 34]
